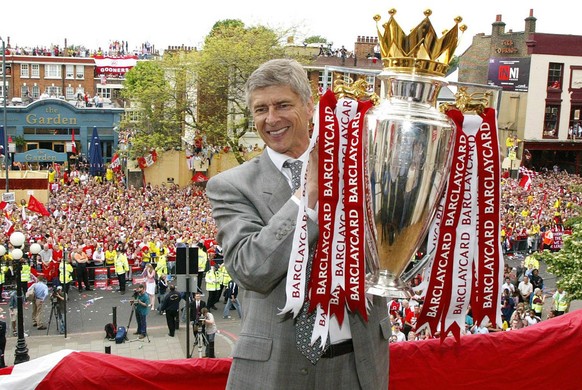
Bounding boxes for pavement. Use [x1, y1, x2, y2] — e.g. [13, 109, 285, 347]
[0, 278, 242, 366]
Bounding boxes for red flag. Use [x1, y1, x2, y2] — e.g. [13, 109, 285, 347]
[110, 153, 121, 173]
[519, 174, 532, 191]
[71, 132, 77, 154]
[192, 172, 209, 182]
[27, 195, 51, 217]
[4, 216, 14, 236]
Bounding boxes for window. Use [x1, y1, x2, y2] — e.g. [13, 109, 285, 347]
[32, 85, 40, 98]
[547, 63, 563, 89]
[20, 85, 29, 98]
[66, 65, 74, 79]
[568, 106, 582, 139]
[543, 104, 560, 138]
[365, 75, 376, 92]
[21, 64, 29, 78]
[45, 64, 61, 78]
[65, 86, 75, 100]
[46, 85, 62, 97]
[122, 110, 141, 122]
[318, 71, 333, 91]
[31, 64, 40, 78]
[76, 65, 84, 79]
[97, 87, 111, 99]
[0, 84, 5, 98]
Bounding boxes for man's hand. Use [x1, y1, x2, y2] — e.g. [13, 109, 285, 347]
[294, 143, 319, 209]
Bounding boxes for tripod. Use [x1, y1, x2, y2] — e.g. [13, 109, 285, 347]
[127, 304, 150, 343]
[191, 326, 208, 358]
[46, 300, 63, 335]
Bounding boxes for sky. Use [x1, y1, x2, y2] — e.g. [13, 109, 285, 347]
[1, 1, 580, 55]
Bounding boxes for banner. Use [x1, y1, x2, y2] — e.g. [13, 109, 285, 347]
[94, 55, 138, 75]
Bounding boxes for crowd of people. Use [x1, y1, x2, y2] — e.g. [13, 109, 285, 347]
[3, 40, 155, 59]
[500, 169, 582, 254]
[387, 168, 582, 342]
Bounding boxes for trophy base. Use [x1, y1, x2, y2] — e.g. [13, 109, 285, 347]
[366, 271, 412, 299]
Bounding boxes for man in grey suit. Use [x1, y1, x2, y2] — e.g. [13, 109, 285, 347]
[207, 58, 390, 390]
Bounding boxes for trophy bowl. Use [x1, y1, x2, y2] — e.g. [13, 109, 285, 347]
[364, 71, 456, 298]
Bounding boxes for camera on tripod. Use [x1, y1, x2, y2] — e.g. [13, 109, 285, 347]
[51, 286, 62, 304]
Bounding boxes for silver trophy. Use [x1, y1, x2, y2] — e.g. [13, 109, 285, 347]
[364, 9, 464, 298]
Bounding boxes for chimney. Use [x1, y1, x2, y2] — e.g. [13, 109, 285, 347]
[492, 14, 505, 36]
[525, 9, 537, 34]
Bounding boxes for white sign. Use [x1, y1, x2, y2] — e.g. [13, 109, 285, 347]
[2, 192, 15, 202]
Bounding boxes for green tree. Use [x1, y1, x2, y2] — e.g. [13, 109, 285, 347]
[543, 224, 582, 301]
[196, 21, 289, 163]
[121, 20, 308, 164]
[121, 52, 198, 158]
[304, 36, 327, 44]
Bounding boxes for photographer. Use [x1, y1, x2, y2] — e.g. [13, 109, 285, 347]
[130, 283, 150, 339]
[199, 307, 216, 358]
[52, 286, 66, 334]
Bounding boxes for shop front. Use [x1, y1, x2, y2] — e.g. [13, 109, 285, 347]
[3, 98, 123, 169]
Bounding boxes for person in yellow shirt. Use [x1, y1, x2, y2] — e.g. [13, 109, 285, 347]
[105, 243, 117, 280]
[105, 166, 114, 182]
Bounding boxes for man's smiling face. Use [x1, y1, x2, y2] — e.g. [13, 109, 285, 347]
[250, 84, 313, 159]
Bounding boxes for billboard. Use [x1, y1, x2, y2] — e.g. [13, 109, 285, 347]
[487, 57, 531, 92]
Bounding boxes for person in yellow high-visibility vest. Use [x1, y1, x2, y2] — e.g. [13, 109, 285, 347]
[20, 259, 32, 295]
[205, 264, 220, 310]
[531, 288, 544, 318]
[197, 243, 208, 294]
[0, 262, 8, 302]
[552, 287, 569, 316]
[115, 247, 130, 294]
[217, 263, 231, 304]
[155, 247, 167, 278]
[58, 258, 74, 295]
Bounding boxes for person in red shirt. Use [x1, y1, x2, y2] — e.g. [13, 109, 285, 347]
[388, 298, 401, 318]
[403, 305, 421, 339]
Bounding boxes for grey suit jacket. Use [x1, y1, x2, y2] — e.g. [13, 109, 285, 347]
[207, 151, 390, 390]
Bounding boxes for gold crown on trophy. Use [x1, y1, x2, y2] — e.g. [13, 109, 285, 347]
[373, 9, 467, 77]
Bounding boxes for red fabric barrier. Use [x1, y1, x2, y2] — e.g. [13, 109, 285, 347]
[389, 309, 582, 389]
[2, 311, 581, 389]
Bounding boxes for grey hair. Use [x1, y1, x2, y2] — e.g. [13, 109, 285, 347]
[245, 58, 312, 109]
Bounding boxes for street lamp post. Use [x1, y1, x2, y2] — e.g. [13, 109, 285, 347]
[119, 142, 129, 189]
[0, 231, 41, 364]
[1, 37, 8, 192]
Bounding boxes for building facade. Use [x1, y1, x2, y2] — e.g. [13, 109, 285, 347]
[4, 98, 122, 166]
[459, 9, 582, 173]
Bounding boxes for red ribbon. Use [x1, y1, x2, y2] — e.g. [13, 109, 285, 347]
[309, 90, 338, 312]
[417, 117, 469, 336]
[344, 103, 372, 321]
[472, 108, 503, 326]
